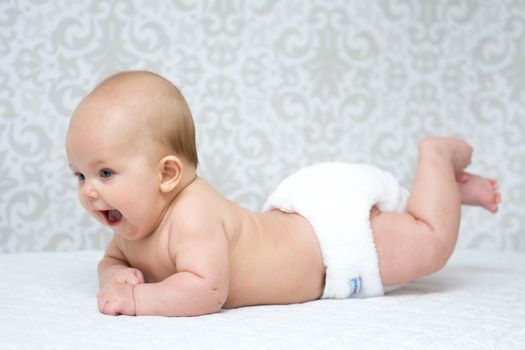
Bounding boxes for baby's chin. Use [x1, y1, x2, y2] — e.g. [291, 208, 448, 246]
[112, 226, 149, 241]
[97, 211, 154, 240]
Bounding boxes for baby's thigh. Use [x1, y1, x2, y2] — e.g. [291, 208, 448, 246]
[370, 211, 447, 286]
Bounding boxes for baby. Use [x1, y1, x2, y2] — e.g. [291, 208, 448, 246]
[66, 71, 501, 317]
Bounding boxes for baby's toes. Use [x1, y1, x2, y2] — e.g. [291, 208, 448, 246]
[487, 192, 501, 213]
[494, 192, 501, 204]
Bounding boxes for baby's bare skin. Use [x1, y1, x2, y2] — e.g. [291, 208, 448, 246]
[105, 178, 326, 312]
[101, 158, 500, 315]
[67, 72, 501, 317]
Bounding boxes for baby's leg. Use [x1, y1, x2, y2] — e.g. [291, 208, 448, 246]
[371, 137, 478, 285]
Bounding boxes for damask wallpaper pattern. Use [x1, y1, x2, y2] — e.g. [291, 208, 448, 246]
[0, 0, 524, 252]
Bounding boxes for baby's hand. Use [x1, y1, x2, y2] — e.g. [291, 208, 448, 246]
[97, 282, 136, 316]
[112, 267, 144, 286]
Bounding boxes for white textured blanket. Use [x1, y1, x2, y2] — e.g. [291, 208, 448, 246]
[0, 250, 524, 349]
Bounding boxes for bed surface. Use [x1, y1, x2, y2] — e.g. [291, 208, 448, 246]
[0, 249, 524, 349]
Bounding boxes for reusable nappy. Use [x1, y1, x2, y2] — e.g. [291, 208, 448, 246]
[262, 162, 408, 298]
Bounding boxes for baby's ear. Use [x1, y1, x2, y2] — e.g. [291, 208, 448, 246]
[158, 155, 183, 193]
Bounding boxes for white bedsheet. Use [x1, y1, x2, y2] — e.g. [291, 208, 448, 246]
[0, 249, 524, 349]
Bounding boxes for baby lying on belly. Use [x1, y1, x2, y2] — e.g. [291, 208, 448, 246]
[65, 71, 500, 316]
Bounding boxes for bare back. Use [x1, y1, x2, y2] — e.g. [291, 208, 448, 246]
[224, 205, 325, 307]
[114, 177, 326, 308]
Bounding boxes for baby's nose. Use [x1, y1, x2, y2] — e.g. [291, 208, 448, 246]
[82, 181, 99, 200]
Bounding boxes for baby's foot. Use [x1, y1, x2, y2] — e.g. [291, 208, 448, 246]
[457, 172, 501, 213]
[419, 137, 473, 176]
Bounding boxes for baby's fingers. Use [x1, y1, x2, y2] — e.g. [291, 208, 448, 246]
[100, 299, 121, 316]
[123, 269, 144, 285]
[97, 292, 119, 316]
[96, 282, 136, 316]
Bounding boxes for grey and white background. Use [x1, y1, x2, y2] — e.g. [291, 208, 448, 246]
[1, 0, 524, 253]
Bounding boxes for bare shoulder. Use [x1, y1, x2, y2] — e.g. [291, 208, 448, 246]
[170, 178, 225, 223]
[165, 178, 229, 249]
[163, 178, 231, 283]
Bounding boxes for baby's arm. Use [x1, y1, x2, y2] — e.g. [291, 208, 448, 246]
[98, 238, 144, 288]
[133, 216, 229, 317]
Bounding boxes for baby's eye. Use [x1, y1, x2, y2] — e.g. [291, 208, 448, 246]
[74, 172, 85, 182]
[99, 169, 113, 178]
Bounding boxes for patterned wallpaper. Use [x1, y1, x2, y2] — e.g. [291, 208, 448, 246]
[0, 0, 524, 253]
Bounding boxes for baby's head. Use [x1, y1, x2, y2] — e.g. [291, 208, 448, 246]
[66, 71, 198, 239]
[87, 71, 196, 165]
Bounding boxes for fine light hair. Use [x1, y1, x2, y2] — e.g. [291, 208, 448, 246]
[96, 71, 199, 167]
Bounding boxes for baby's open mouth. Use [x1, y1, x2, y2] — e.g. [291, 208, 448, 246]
[102, 209, 122, 225]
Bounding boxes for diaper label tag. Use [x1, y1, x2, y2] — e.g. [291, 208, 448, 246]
[350, 276, 362, 296]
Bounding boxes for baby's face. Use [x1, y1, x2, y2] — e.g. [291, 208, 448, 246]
[66, 101, 166, 240]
